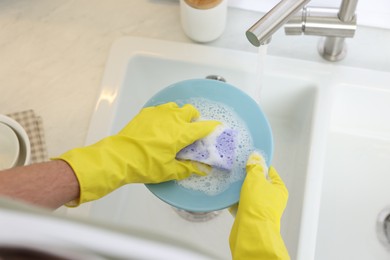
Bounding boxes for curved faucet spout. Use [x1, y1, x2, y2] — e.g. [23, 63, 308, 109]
[246, 0, 310, 46]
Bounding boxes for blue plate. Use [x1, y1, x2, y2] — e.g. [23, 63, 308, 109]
[143, 79, 273, 212]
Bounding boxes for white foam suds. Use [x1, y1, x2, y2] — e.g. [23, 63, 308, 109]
[176, 97, 254, 196]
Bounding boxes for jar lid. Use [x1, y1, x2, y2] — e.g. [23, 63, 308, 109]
[184, 0, 223, 10]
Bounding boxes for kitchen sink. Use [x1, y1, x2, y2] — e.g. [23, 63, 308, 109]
[65, 37, 390, 259]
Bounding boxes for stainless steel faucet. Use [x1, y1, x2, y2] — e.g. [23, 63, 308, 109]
[246, 0, 358, 61]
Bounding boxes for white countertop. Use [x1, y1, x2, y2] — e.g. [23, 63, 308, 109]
[1, 0, 389, 158]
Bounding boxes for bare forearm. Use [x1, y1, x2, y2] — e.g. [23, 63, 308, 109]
[0, 160, 80, 209]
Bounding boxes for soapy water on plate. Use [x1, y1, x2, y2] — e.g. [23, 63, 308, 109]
[176, 97, 261, 196]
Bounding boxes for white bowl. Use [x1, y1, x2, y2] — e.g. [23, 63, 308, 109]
[0, 122, 20, 170]
[0, 114, 31, 168]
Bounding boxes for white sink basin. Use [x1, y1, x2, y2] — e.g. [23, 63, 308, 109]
[65, 37, 390, 259]
[315, 70, 390, 260]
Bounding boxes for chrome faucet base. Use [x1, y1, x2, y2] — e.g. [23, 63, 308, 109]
[318, 37, 348, 62]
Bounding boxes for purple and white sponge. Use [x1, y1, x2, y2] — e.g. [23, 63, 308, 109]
[177, 125, 237, 172]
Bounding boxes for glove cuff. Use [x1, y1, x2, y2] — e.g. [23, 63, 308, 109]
[52, 137, 139, 206]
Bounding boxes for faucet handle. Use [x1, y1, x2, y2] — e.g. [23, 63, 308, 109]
[285, 6, 356, 38]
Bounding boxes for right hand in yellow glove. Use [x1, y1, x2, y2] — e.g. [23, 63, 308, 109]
[53, 102, 220, 207]
[229, 152, 290, 260]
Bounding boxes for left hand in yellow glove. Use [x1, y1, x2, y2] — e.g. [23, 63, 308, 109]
[53, 102, 220, 206]
[229, 152, 290, 260]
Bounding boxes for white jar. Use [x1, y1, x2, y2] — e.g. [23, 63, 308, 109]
[180, 0, 227, 43]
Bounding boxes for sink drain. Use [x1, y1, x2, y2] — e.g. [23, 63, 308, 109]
[377, 206, 390, 250]
[205, 75, 226, 82]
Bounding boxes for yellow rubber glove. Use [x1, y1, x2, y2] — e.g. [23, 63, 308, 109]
[54, 102, 220, 207]
[229, 152, 290, 260]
